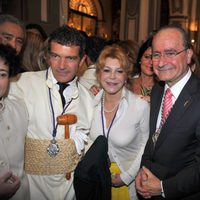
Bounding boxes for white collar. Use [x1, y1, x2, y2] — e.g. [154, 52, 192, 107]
[165, 68, 191, 99]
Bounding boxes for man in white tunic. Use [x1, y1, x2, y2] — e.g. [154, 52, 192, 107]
[9, 25, 94, 200]
[0, 44, 29, 200]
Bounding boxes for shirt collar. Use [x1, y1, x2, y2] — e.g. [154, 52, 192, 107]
[46, 68, 78, 88]
[165, 68, 192, 99]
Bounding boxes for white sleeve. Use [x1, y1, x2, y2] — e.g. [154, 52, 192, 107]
[70, 125, 88, 154]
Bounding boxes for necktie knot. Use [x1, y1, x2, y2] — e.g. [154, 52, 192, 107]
[162, 88, 173, 121]
[57, 82, 69, 107]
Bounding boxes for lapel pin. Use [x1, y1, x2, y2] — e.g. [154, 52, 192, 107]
[184, 100, 189, 107]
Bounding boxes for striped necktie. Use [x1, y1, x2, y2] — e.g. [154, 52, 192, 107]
[162, 88, 173, 122]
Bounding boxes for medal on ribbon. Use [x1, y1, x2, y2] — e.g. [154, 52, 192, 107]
[47, 139, 60, 157]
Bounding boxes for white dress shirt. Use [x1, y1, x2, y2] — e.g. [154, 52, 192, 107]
[89, 87, 150, 200]
[156, 69, 192, 130]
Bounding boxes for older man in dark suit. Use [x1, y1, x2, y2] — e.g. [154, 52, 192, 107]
[135, 25, 200, 200]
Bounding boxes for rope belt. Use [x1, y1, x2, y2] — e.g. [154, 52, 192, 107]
[25, 137, 81, 175]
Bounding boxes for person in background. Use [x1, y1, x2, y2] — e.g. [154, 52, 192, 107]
[0, 44, 29, 200]
[76, 30, 88, 78]
[89, 45, 149, 200]
[136, 25, 200, 200]
[0, 14, 26, 75]
[119, 40, 139, 70]
[26, 23, 47, 41]
[79, 36, 107, 96]
[21, 32, 46, 71]
[189, 44, 200, 78]
[118, 39, 139, 90]
[131, 36, 156, 102]
[9, 25, 93, 200]
[37, 37, 50, 70]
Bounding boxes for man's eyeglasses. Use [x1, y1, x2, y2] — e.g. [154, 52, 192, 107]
[152, 48, 188, 60]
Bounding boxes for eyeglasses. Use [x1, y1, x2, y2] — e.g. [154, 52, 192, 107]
[152, 48, 188, 60]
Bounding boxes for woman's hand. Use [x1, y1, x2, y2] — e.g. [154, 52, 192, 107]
[111, 173, 125, 187]
[90, 85, 100, 96]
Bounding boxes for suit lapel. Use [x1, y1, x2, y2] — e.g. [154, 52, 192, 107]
[149, 82, 165, 155]
[150, 82, 164, 136]
[154, 75, 196, 150]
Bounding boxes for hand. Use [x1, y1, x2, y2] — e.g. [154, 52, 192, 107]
[136, 166, 162, 198]
[90, 85, 100, 96]
[135, 168, 151, 199]
[0, 171, 20, 199]
[111, 173, 125, 187]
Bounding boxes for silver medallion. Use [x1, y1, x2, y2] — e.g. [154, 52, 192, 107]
[47, 139, 60, 157]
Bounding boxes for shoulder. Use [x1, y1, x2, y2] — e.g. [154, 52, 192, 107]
[131, 77, 141, 94]
[18, 70, 46, 81]
[124, 88, 149, 109]
[77, 81, 93, 99]
[10, 70, 46, 88]
[4, 98, 27, 115]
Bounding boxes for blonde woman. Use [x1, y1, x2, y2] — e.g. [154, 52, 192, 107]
[89, 45, 149, 200]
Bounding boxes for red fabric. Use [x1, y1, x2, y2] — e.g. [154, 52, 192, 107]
[162, 88, 173, 121]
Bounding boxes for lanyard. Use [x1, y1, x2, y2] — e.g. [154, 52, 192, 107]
[101, 97, 118, 140]
[46, 70, 72, 139]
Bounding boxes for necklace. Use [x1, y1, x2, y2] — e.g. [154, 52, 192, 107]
[102, 93, 120, 113]
[101, 98, 118, 140]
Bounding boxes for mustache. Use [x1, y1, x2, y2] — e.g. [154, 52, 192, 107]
[157, 64, 174, 71]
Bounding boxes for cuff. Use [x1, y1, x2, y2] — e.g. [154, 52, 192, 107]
[70, 126, 88, 154]
[120, 171, 134, 185]
[161, 180, 166, 198]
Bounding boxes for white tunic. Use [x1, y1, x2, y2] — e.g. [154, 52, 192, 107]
[0, 98, 29, 200]
[9, 68, 94, 200]
[79, 64, 99, 90]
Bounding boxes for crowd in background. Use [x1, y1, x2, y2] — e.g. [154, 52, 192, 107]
[1, 13, 200, 200]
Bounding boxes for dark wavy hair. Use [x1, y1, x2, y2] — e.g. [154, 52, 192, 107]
[86, 36, 106, 63]
[134, 36, 153, 75]
[48, 25, 86, 58]
[0, 44, 20, 77]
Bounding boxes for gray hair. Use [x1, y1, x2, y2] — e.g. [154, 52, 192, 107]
[0, 14, 26, 35]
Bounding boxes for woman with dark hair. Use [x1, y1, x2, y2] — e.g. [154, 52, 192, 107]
[131, 36, 156, 102]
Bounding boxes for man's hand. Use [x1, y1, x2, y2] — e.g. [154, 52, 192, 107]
[136, 168, 151, 198]
[0, 171, 20, 199]
[135, 166, 162, 198]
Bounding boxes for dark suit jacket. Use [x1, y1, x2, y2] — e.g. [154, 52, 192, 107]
[140, 74, 200, 200]
[73, 135, 111, 200]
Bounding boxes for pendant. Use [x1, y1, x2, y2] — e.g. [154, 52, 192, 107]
[47, 139, 60, 157]
[152, 129, 160, 147]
